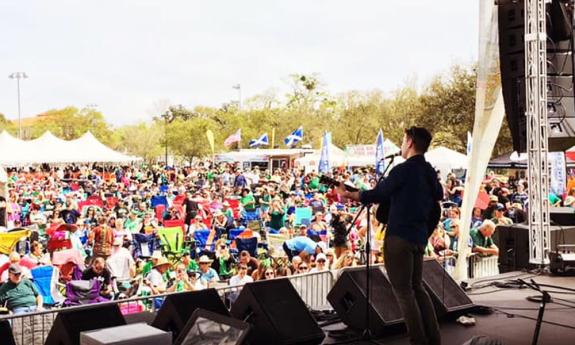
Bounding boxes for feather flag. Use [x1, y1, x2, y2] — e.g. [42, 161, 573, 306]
[375, 129, 385, 178]
[284, 126, 303, 147]
[318, 132, 331, 173]
[249, 133, 269, 148]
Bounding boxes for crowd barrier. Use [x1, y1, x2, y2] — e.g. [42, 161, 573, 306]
[1, 256, 499, 345]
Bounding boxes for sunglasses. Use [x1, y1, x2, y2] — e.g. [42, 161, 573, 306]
[299, 266, 308, 270]
[265, 272, 275, 276]
[239, 266, 248, 270]
[317, 259, 326, 263]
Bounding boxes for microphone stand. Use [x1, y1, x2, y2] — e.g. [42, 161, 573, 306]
[333, 155, 396, 344]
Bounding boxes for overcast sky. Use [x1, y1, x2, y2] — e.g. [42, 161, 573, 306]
[0, 1, 478, 126]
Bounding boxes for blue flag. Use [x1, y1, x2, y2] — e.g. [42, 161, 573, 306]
[284, 126, 303, 147]
[319, 132, 331, 173]
[375, 129, 385, 177]
[249, 133, 269, 148]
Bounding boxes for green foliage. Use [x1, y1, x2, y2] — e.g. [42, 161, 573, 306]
[114, 122, 163, 162]
[7, 63, 513, 161]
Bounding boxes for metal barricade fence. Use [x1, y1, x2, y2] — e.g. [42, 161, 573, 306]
[1, 257, 495, 344]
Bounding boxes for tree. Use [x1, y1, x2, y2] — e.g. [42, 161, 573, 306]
[114, 123, 163, 162]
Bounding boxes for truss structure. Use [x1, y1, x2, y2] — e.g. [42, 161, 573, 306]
[524, 0, 551, 265]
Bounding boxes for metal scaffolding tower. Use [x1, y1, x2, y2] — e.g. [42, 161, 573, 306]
[524, 0, 551, 265]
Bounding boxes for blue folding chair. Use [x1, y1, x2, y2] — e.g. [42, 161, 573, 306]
[235, 237, 258, 257]
[32, 265, 64, 307]
[193, 229, 215, 255]
[228, 228, 244, 241]
[151, 195, 168, 209]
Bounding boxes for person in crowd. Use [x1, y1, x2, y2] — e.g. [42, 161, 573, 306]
[1, 252, 32, 282]
[470, 220, 499, 256]
[564, 187, 575, 208]
[166, 263, 194, 292]
[82, 257, 113, 298]
[238, 250, 259, 275]
[198, 255, 219, 286]
[325, 248, 336, 270]
[334, 250, 357, 269]
[283, 236, 325, 261]
[310, 253, 329, 273]
[229, 264, 253, 286]
[268, 197, 285, 232]
[211, 240, 235, 280]
[106, 237, 136, 289]
[27, 241, 51, 266]
[0, 264, 43, 314]
[491, 203, 513, 225]
[471, 207, 484, 229]
[90, 215, 115, 258]
[144, 256, 171, 294]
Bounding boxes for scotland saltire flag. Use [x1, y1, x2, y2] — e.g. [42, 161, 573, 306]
[249, 133, 269, 148]
[318, 132, 331, 173]
[284, 126, 303, 147]
[466, 131, 472, 156]
[375, 129, 385, 178]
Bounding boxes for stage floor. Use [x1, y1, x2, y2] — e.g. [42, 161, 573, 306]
[321, 272, 575, 345]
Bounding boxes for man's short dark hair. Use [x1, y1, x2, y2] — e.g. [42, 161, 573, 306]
[405, 126, 433, 153]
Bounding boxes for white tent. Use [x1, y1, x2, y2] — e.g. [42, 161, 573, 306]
[0, 130, 141, 166]
[425, 146, 468, 179]
[295, 144, 347, 171]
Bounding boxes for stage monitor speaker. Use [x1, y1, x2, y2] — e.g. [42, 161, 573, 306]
[230, 279, 325, 345]
[327, 266, 403, 335]
[551, 207, 575, 225]
[175, 309, 250, 345]
[421, 259, 474, 315]
[151, 288, 230, 341]
[494, 223, 575, 272]
[498, 0, 575, 152]
[44, 303, 126, 345]
[0, 320, 16, 345]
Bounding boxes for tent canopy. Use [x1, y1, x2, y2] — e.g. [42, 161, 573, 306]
[0, 131, 141, 166]
[425, 146, 468, 179]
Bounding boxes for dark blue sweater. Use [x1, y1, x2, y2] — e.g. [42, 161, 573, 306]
[360, 155, 443, 245]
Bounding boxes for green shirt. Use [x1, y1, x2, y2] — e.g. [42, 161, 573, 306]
[470, 227, 494, 248]
[0, 279, 39, 310]
[241, 194, 256, 211]
[309, 177, 320, 190]
[187, 260, 199, 272]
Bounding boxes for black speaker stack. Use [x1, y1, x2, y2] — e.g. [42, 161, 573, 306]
[39, 260, 478, 345]
[498, 0, 575, 152]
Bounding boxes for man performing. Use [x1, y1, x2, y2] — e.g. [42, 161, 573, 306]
[336, 126, 442, 345]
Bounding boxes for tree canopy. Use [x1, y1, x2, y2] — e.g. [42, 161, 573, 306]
[0, 63, 514, 162]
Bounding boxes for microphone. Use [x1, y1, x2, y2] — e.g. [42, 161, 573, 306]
[379, 152, 401, 161]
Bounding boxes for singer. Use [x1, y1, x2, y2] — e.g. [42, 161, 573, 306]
[336, 126, 443, 345]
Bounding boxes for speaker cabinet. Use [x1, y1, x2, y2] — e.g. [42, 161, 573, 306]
[327, 266, 403, 335]
[498, 0, 575, 152]
[230, 279, 325, 345]
[422, 259, 474, 315]
[151, 288, 230, 341]
[0, 320, 16, 345]
[44, 303, 126, 345]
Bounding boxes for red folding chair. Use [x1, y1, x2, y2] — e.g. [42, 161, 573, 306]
[225, 199, 241, 220]
[155, 204, 166, 222]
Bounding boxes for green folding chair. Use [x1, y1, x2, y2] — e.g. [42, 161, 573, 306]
[158, 226, 186, 261]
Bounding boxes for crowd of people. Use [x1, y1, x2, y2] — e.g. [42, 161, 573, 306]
[0, 161, 572, 315]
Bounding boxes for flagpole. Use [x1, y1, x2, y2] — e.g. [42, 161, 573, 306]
[271, 128, 275, 149]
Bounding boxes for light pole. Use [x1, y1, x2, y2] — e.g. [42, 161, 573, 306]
[160, 111, 170, 166]
[8, 72, 28, 139]
[232, 84, 241, 110]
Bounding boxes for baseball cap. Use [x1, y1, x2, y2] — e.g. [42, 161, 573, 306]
[316, 253, 327, 262]
[8, 264, 22, 275]
[489, 195, 498, 202]
[495, 203, 505, 211]
[316, 242, 327, 252]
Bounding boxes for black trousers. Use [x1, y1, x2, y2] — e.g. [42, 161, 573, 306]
[384, 235, 441, 345]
